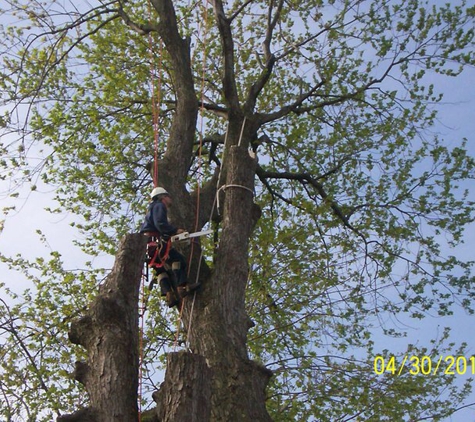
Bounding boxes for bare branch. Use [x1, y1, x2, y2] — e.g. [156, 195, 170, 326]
[256, 165, 361, 235]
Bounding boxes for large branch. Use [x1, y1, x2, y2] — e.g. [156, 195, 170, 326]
[212, 0, 240, 113]
[149, 0, 198, 185]
[244, 55, 276, 114]
[242, 0, 282, 113]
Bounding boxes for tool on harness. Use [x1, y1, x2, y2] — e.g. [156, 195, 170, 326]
[144, 232, 171, 269]
[144, 229, 212, 308]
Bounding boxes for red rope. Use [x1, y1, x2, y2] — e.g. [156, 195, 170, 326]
[148, 21, 163, 187]
[174, 0, 211, 352]
[138, 3, 165, 420]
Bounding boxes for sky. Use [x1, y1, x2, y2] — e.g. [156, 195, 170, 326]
[1, 2, 475, 421]
[1, 68, 475, 420]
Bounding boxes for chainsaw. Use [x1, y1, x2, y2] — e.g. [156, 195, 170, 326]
[171, 229, 213, 244]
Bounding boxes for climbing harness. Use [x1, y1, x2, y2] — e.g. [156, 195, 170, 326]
[144, 233, 172, 269]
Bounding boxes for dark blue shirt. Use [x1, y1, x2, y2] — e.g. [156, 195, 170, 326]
[140, 200, 178, 236]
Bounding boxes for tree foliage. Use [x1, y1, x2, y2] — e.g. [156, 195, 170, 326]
[1, 0, 475, 420]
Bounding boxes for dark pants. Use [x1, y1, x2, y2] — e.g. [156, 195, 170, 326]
[148, 238, 187, 294]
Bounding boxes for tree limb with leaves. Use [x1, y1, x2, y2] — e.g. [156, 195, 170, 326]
[1, 0, 475, 421]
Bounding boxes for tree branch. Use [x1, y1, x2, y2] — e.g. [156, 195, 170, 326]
[242, 0, 283, 113]
[256, 79, 326, 124]
[244, 54, 276, 114]
[256, 166, 360, 234]
[117, 2, 158, 35]
[211, 0, 240, 112]
[149, 0, 198, 188]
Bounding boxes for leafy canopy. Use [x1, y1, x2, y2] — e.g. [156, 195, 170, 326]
[1, 0, 475, 420]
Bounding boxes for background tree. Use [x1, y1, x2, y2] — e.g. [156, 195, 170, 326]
[1, 0, 475, 421]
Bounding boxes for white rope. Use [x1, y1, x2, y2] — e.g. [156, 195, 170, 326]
[185, 290, 197, 351]
[184, 118, 252, 349]
[237, 116, 247, 147]
[216, 183, 254, 214]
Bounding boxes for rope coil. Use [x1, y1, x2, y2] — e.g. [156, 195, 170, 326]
[216, 184, 254, 214]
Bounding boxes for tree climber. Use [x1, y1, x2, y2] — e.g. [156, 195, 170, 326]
[140, 187, 200, 307]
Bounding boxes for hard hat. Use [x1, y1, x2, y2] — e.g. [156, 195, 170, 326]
[151, 187, 169, 199]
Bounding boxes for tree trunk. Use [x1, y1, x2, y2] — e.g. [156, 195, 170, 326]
[59, 233, 147, 422]
[154, 145, 273, 422]
[60, 150, 272, 421]
[61, 0, 274, 416]
[152, 352, 212, 421]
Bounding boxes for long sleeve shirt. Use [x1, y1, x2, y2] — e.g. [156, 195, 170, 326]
[140, 200, 178, 237]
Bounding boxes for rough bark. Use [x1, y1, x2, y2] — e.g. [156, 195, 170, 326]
[152, 352, 212, 421]
[154, 146, 273, 422]
[62, 0, 273, 419]
[59, 233, 147, 422]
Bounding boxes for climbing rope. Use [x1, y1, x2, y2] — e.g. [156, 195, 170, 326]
[137, 2, 167, 420]
[147, 4, 163, 187]
[173, 0, 211, 351]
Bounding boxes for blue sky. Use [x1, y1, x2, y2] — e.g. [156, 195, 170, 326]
[1, 64, 474, 418]
[1, 4, 475, 420]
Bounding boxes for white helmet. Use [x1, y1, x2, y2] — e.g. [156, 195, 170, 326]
[151, 187, 169, 199]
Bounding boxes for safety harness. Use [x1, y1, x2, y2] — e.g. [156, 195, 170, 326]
[144, 232, 172, 269]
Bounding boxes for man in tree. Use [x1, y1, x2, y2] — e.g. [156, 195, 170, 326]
[2, 0, 475, 420]
[140, 186, 199, 307]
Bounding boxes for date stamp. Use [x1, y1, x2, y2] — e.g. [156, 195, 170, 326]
[374, 355, 475, 376]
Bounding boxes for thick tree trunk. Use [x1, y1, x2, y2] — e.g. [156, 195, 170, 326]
[154, 146, 273, 422]
[152, 352, 212, 421]
[60, 151, 272, 421]
[61, 0, 273, 416]
[59, 233, 147, 422]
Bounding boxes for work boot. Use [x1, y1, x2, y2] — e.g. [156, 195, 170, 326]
[177, 285, 187, 298]
[158, 272, 171, 297]
[165, 291, 179, 308]
[177, 281, 201, 298]
[148, 276, 157, 291]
